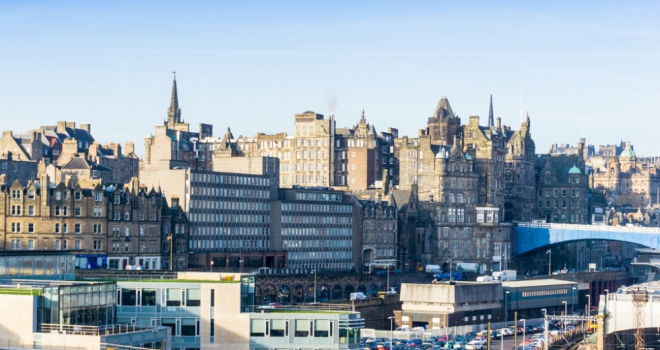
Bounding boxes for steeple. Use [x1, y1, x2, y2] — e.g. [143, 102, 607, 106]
[488, 94, 494, 127]
[359, 106, 366, 124]
[167, 71, 182, 126]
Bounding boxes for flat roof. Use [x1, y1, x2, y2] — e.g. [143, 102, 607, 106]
[502, 279, 577, 288]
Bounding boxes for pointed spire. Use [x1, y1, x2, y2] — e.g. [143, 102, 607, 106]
[488, 94, 494, 127]
[170, 71, 178, 111]
[167, 71, 182, 126]
[359, 106, 366, 124]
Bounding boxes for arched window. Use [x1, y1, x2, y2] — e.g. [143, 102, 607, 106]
[449, 193, 455, 203]
[457, 193, 463, 204]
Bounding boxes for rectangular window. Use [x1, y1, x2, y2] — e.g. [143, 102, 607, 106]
[166, 288, 182, 306]
[186, 289, 201, 306]
[28, 223, 34, 233]
[295, 319, 310, 337]
[75, 223, 81, 233]
[75, 206, 81, 216]
[250, 319, 266, 337]
[271, 319, 286, 337]
[27, 239, 34, 250]
[315, 320, 330, 337]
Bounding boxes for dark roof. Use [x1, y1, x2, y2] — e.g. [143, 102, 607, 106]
[61, 157, 111, 172]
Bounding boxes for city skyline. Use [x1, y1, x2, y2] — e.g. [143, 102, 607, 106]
[2, 1, 660, 157]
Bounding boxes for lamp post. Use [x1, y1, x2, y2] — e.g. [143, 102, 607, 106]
[562, 301, 567, 331]
[500, 333, 504, 350]
[520, 319, 526, 346]
[449, 259, 453, 282]
[571, 287, 576, 314]
[312, 269, 317, 304]
[505, 291, 510, 325]
[586, 294, 591, 316]
[210, 260, 214, 272]
[387, 265, 390, 292]
[389, 316, 395, 349]
[542, 308, 548, 350]
[546, 249, 551, 275]
[167, 234, 174, 271]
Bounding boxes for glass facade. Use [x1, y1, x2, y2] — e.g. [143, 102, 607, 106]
[37, 282, 116, 329]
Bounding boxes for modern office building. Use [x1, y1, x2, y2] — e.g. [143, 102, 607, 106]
[0, 279, 170, 350]
[279, 187, 362, 271]
[115, 272, 364, 350]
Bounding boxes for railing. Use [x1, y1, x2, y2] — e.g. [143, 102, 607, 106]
[361, 318, 546, 340]
[517, 222, 660, 234]
[246, 303, 355, 312]
[39, 324, 159, 336]
[0, 339, 159, 350]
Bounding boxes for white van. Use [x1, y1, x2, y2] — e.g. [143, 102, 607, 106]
[350, 292, 367, 300]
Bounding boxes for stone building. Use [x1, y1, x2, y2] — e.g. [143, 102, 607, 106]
[591, 139, 660, 208]
[142, 75, 214, 172]
[335, 109, 398, 191]
[105, 179, 165, 270]
[0, 174, 171, 270]
[394, 97, 513, 272]
[360, 198, 398, 269]
[534, 140, 589, 223]
[161, 195, 189, 270]
[0, 176, 108, 255]
[503, 114, 536, 222]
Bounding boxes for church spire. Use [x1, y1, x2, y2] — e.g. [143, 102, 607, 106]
[488, 94, 494, 127]
[167, 71, 182, 126]
[359, 106, 366, 124]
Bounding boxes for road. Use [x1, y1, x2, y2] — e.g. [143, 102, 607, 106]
[486, 333, 535, 350]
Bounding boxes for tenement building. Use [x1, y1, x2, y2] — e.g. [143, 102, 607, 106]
[0, 175, 170, 270]
[534, 139, 589, 223]
[360, 198, 398, 269]
[394, 96, 513, 272]
[503, 114, 536, 222]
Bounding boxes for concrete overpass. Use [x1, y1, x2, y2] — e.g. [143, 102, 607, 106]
[514, 222, 660, 255]
[603, 290, 660, 335]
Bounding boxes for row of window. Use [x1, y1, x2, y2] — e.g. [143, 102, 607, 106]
[282, 239, 352, 249]
[9, 238, 95, 251]
[538, 200, 583, 209]
[250, 319, 334, 338]
[190, 226, 267, 236]
[9, 222, 106, 234]
[521, 288, 569, 298]
[189, 239, 268, 250]
[363, 233, 397, 244]
[190, 172, 270, 187]
[538, 189, 582, 198]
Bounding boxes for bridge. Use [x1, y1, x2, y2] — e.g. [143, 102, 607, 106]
[513, 222, 660, 255]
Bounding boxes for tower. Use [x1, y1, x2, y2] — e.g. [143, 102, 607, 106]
[488, 94, 494, 127]
[165, 72, 189, 132]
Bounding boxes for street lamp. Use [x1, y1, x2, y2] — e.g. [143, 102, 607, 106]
[312, 269, 317, 304]
[505, 291, 510, 325]
[389, 316, 395, 349]
[571, 287, 577, 314]
[546, 249, 551, 275]
[562, 301, 567, 331]
[520, 319, 526, 347]
[500, 333, 504, 350]
[167, 235, 174, 271]
[586, 294, 591, 316]
[542, 308, 548, 350]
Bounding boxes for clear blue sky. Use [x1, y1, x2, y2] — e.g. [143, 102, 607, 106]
[2, 1, 659, 157]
